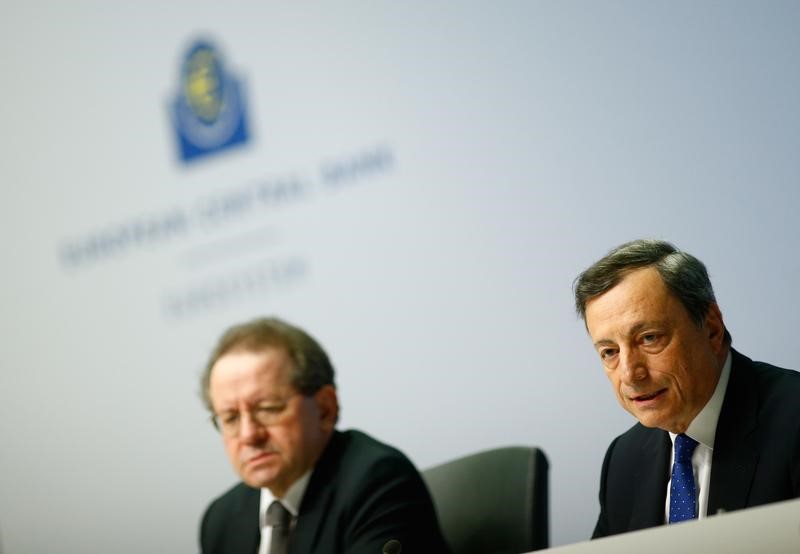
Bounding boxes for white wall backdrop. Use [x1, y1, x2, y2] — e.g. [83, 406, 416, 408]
[1, 1, 799, 552]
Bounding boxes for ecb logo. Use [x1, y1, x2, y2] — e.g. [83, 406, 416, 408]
[169, 39, 250, 163]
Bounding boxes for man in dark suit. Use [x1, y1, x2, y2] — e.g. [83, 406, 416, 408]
[573, 239, 800, 538]
[199, 317, 448, 554]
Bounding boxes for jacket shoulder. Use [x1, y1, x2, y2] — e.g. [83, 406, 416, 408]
[730, 350, 800, 422]
[200, 482, 259, 553]
[327, 429, 421, 488]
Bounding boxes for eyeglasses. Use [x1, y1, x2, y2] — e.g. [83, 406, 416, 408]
[210, 394, 300, 437]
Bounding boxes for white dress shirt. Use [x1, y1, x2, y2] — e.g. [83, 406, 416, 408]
[257, 472, 311, 554]
[664, 351, 732, 522]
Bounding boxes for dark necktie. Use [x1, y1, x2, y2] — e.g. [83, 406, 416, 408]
[266, 500, 292, 554]
[669, 433, 699, 523]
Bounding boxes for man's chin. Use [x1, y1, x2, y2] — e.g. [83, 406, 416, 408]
[241, 463, 282, 489]
[242, 472, 278, 489]
[628, 408, 667, 430]
[632, 412, 686, 434]
[638, 418, 666, 429]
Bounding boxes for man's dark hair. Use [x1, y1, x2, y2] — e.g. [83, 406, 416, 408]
[573, 239, 731, 343]
[201, 317, 336, 411]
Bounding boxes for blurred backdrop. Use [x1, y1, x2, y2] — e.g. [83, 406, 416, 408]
[1, 1, 799, 552]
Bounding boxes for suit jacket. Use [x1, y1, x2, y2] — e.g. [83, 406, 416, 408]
[592, 349, 800, 538]
[200, 429, 449, 554]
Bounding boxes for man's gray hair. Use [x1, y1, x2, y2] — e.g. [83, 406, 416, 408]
[573, 239, 730, 343]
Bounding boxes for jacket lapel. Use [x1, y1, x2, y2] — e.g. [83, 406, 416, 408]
[629, 428, 671, 530]
[290, 431, 343, 554]
[708, 350, 759, 514]
[229, 486, 260, 554]
[291, 485, 335, 554]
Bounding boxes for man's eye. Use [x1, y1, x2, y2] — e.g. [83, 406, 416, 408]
[221, 413, 239, 425]
[256, 404, 283, 414]
[642, 334, 658, 344]
[254, 405, 285, 420]
[600, 349, 618, 360]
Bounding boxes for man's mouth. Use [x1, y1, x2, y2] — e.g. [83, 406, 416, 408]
[631, 389, 666, 402]
[246, 451, 277, 465]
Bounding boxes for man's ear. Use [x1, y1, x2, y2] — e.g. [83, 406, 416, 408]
[705, 303, 726, 354]
[314, 385, 339, 432]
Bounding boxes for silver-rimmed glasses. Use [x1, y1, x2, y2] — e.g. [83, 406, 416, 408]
[210, 393, 300, 437]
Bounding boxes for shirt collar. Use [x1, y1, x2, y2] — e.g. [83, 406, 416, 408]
[258, 470, 312, 526]
[669, 350, 732, 449]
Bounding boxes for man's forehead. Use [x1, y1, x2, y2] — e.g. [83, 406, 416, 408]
[585, 270, 676, 331]
[210, 348, 294, 395]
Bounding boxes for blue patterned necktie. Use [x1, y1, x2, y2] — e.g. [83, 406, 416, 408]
[669, 433, 699, 523]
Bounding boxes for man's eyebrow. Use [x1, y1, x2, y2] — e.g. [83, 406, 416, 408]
[255, 399, 288, 405]
[592, 321, 663, 348]
[629, 321, 662, 334]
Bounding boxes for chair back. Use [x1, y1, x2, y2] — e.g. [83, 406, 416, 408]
[422, 446, 549, 554]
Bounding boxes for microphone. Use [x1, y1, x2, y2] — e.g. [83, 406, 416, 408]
[382, 539, 402, 554]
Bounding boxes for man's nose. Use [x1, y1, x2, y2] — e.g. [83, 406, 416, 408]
[238, 411, 266, 443]
[619, 348, 647, 384]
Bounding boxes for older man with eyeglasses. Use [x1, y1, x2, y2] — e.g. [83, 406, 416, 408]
[199, 317, 448, 554]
